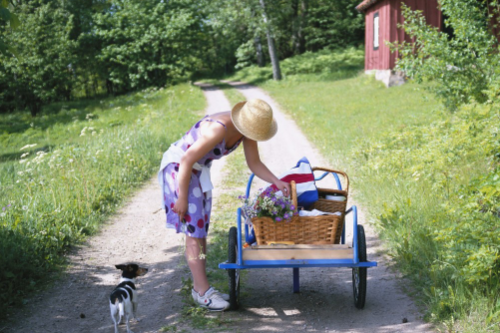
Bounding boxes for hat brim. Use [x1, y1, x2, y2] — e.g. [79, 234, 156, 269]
[231, 101, 278, 142]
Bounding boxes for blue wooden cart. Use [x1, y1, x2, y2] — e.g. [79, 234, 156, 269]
[219, 167, 377, 310]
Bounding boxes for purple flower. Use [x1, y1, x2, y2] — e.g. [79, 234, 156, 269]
[284, 213, 290, 219]
[275, 217, 282, 222]
[2, 207, 4, 211]
[7, 204, 11, 207]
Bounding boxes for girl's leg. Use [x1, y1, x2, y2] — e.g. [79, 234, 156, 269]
[185, 235, 210, 295]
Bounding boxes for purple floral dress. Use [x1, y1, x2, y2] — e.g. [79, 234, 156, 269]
[162, 116, 242, 238]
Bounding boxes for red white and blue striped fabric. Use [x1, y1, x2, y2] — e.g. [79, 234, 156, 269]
[270, 156, 318, 209]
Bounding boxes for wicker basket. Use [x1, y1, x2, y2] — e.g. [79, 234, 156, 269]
[311, 167, 349, 222]
[252, 169, 349, 245]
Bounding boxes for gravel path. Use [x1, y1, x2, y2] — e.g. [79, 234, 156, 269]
[2, 83, 434, 333]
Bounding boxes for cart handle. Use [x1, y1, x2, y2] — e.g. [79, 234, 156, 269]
[312, 167, 349, 193]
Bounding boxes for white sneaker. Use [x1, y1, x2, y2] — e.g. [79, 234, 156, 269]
[210, 287, 230, 301]
[192, 287, 230, 311]
[192, 287, 229, 301]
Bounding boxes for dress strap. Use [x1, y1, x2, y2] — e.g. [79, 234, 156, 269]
[204, 117, 227, 130]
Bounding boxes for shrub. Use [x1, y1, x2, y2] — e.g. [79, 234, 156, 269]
[392, 0, 500, 110]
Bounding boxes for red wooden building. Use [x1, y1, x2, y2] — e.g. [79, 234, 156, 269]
[356, 0, 442, 85]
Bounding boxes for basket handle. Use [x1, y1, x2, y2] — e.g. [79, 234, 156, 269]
[290, 180, 298, 213]
[312, 167, 349, 193]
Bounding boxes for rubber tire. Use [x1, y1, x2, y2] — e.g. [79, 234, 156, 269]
[352, 224, 367, 309]
[228, 227, 240, 310]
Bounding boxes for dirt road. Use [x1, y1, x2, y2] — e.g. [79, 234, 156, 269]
[2, 83, 434, 333]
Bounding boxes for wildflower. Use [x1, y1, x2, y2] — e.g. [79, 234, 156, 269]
[239, 187, 295, 223]
[2, 207, 5, 211]
[22, 206, 28, 210]
[20, 144, 37, 151]
[0, 212, 5, 218]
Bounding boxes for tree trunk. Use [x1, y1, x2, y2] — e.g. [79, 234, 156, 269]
[29, 98, 41, 117]
[106, 79, 114, 95]
[254, 36, 264, 67]
[296, 0, 307, 54]
[259, 0, 282, 80]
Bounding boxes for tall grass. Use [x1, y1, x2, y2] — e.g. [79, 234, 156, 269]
[231, 46, 364, 84]
[228, 49, 500, 331]
[0, 84, 205, 314]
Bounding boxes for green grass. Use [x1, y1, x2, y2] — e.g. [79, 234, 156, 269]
[0, 84, 205, 315]
[227, 50, 500, 332]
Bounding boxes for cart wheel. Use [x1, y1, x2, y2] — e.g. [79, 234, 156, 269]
[352, 225, 367, 309]
[228, 227, 240, 310]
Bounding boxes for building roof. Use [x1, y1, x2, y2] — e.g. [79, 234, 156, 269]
[356, 0, 382, 12]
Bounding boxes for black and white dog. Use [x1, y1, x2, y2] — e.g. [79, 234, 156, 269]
[109, 264, 148, 333]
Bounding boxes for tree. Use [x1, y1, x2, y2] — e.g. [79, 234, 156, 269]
[0, 0, 20, 57]
[304, 0, 364, 52]
[0, 0, 76, 115]
[93, 0, 209, 93]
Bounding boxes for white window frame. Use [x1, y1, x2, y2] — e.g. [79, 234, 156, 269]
[373, 12, 380, 50]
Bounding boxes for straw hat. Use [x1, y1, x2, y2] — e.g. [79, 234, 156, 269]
[231, 99, 278, 141]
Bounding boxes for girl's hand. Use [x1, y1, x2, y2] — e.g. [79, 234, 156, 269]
[173, 198, 188, 221]
[275, 180, 291, 197]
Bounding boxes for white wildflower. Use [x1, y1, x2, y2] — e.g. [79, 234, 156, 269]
[20, 152, 30, 159]
[20, 144, 37, 151]
[69, 159, 74, 163]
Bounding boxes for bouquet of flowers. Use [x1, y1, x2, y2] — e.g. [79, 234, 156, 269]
[239, 187, 297, 222]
